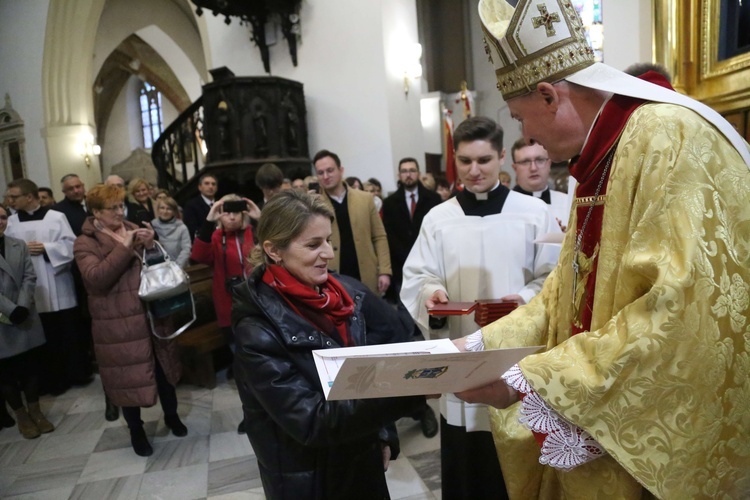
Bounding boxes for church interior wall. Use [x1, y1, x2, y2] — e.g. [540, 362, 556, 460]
[136, 25, 204, 102]
[102, 74, 178, 175]
[0, 0, 659, 197]
[102, 75, 141, 177]
[0, 0, 52, 188]
[92, 0, 207, 89]
[601, 0, 653, 72]
[381, 0, 426, 182]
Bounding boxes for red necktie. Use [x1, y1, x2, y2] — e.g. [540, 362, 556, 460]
[409, 193, 416, 219]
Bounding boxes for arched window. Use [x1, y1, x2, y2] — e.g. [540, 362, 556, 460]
[139, 82, 163, 148]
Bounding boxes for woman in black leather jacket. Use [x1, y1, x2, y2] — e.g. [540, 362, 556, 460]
[232, 190, 425, 499]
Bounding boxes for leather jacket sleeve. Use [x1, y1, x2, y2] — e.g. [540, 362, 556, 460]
[234, 314, 425, 448]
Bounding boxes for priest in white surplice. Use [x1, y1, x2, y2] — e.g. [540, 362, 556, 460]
[400, 117, 558, 500]
[6, 179, 83, 395]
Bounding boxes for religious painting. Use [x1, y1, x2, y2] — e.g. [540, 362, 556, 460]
[702, 0, 750, 79]
[717, 0, 750, 61]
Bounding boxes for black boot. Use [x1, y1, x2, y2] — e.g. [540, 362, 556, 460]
[414, 404, 438, 438]
[129, 424, 153, 457]
[0, 402, 15, 429]
[164, 414, 188, 437]
[105, 396, 119, 422]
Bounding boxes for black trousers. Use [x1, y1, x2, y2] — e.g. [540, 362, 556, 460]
[122, 355, 178, 429]
[38, 307, 91, 392]
[440, 416, 509, 500]
[0, 346, 43, 409]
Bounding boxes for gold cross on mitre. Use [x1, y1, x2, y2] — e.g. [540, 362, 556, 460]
[532, 4, 561, 37]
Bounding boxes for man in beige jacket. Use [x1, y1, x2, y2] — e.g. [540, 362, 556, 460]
[313, 149, 391, 295]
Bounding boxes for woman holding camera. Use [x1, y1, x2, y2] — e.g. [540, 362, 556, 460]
[190, 194, 260, 344]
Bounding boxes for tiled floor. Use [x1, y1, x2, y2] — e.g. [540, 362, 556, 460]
[0, 374, 441, 499]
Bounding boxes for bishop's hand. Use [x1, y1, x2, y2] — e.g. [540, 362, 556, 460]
[455, 379, 518, 409]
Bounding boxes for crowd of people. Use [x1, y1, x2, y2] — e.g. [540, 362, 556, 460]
[0, 142, 550, 454]
[2, 0, 749, 497]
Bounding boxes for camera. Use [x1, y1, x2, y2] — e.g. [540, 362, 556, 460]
[223, 200, 247, 213]
[225, 275, 245, 293]
[308, 182, 320, 193]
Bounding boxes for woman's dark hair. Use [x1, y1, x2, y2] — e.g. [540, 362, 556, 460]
[345, 177, 363, 189]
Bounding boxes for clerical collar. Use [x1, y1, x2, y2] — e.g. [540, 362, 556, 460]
[24, 204, 42, 216]
[513, 185, 551, 204]
[17, 204, 49, 222]
[468, 180, 501, 200]
[456, 181, 509, 217]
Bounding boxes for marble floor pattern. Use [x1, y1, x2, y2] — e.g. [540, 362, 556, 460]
[0, 374, 442, 499]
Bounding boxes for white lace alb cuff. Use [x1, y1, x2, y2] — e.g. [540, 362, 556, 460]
[465, 330, 484, 351]
[501, 364, 607, 471]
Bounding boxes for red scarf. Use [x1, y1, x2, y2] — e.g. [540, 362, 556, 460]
[262, 264, 355, 346]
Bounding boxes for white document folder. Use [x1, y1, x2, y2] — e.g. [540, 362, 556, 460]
[313, 339, 542, 400]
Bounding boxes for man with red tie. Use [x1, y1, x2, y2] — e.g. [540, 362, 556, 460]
[382, 158, 442, 300]
[382, 157, 442, 438]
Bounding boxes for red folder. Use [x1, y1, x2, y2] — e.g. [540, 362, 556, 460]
[427, 301, 478, 316]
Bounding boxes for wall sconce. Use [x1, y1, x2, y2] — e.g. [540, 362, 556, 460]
[403, 43, 423, 95]
[78, 135, 101, 167]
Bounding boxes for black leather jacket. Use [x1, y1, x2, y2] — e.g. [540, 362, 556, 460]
[232, 266, 425, 500]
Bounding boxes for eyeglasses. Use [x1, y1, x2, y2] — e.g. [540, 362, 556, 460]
[103, 204, 125, 212]
[0, 215, 8, 220]
[514, 158, 549, 167]
[6, 194, 24, 200]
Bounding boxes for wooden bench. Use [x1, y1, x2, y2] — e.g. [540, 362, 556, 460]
[177, 264, 228, 389]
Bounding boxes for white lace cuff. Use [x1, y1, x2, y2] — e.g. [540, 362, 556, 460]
[501, 364, 607, 471]
[465, 330, 484, 351]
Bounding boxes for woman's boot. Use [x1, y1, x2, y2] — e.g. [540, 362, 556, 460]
[129, 423, 153, 457]
[14, 407, 40, 439]
[27, 402, 55, 433]
[164, 414, 188, 437]
[105, 395, 119, 422]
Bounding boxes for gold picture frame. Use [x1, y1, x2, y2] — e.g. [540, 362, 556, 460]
[701, 0, 750, 79]
[654, 0, 750, 115]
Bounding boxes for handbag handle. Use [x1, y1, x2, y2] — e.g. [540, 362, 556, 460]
[141, 241, 170, 267]
[147, 293, 197, 340]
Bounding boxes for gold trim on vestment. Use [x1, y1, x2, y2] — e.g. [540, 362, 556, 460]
[573, 194, 607, 207]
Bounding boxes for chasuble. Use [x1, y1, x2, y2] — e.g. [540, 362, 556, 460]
[482, 103, 750, 499]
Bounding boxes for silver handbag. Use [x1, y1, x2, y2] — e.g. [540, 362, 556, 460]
[138, 242, 190, 301]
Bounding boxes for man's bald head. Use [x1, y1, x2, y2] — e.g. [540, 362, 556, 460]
[105, 175, 125, 189]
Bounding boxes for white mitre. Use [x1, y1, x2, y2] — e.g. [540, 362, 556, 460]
[478, 0, 750, 168]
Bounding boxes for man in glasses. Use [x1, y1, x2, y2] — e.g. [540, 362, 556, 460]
[510, 138, 570, 232]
